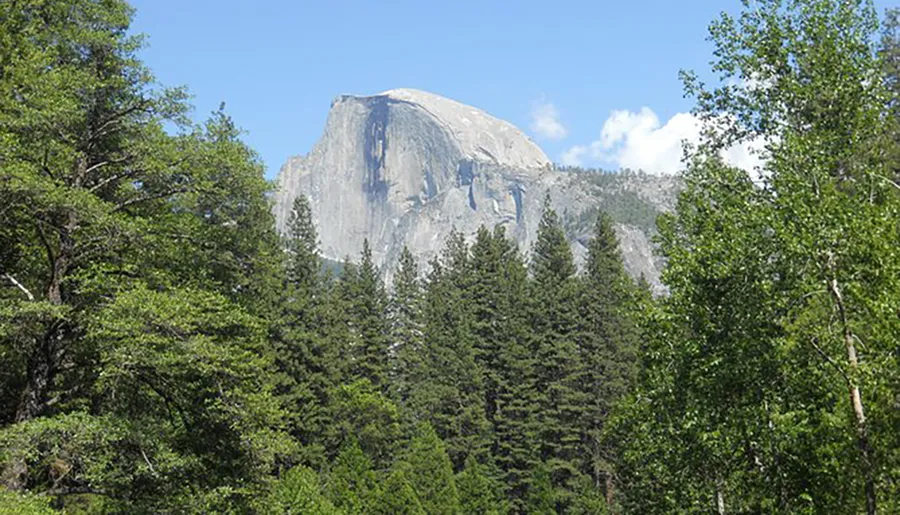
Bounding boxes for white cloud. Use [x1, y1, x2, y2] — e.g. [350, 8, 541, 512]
[562, 107, 764, 175]
[530, 101, 567, 140]
[560, 145, 587, 166]
[596, 108, 698, 174]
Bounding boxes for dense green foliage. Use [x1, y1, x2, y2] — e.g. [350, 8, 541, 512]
[610, 2, 900, 514]
[0, 0, 289, 510]
[2, 1, 898, 513]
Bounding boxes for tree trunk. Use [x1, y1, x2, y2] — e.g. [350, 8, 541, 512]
[715, 477, 726, 515]
[14, 209, 74, 423]
[829, 277, 877, 515]
[604, 471, 615, 509]
[849, 381, 877, 515]
[5, 232, 72, 489]
[7, 161, 82, 490]
[14, 332, 54, 423]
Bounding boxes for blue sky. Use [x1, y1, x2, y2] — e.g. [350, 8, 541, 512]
[129, 0, 894, 178]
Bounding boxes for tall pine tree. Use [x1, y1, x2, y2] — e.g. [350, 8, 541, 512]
[457, 455, 508, 515]
[325, 439, 379, 515]
[529, 194, 585, 507]
[481, 228, 540, 511]
[578, 211, 639, 502]
[418, 231, 491, 468]
[342, 240, 391, 390]
[275, 194, 336, 466]
[389, 247, 424, 405]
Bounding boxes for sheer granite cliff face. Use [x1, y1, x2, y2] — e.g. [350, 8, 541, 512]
[273, 89, 676, 291]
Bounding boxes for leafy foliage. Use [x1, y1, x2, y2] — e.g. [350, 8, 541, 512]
[612, 1, 900, 513]
[456, 455, 507, 515]
[400, 423, 460, 515]
[368, 468, 424, 515]
[260, 465, 341, 515]
[0, 0, 289, 511]
[324, 439, 378, 515]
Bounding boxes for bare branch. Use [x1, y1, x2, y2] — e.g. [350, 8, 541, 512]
[88, 167, 141, 193]
[140, 447, 156, 475]
[84, 154, 135, 181]
[873, 173, 900, 191]
[809, 337, 850, 385]
[44, 383, 83, 408]
[86, 99, 152, 149]
[46, 486, 112, 498]
[90, 156, 190, 194]
[828, 275, 859, 367]
[84, 161, 110, 176]
[2, 273, 34, 301]
[111, 186, 191, 213]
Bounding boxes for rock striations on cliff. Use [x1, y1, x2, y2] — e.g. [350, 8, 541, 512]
[273, 88, 678, 291]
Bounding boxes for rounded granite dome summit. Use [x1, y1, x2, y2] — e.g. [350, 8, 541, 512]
[371, 88, 551, 170]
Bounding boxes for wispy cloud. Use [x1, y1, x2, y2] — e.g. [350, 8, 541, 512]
[562, 107, 764, 175]
[530, 100, 567, 141]
[560, 145, 587, 166]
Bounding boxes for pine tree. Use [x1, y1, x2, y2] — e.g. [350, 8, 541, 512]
[529, 194, 586, 501]
[275, 194, 336, 466]
[389, 247, 424, 405]
[261, 465, 341, 515]
[401, 423, 461, 515]
[325, 439, 378, 515]
[578, 211, 639, 499]
[328, 379, 402, 469]
[524, 462, 557, 515]
[468, 225, 539, 508]
[327, 256, 358, 382]
[487, 231, 539, 510]
[369, 467, 426, 515]
[469, 226, 510, 431]
[418, 231, 491, 468]
[342, 240, 391, 390]
[285, 195, 321, 290]
[457, 455, 507, 515]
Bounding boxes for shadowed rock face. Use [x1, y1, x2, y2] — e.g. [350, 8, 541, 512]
[273, 88, 678, 292]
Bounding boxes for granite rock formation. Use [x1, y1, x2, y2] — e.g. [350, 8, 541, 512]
[273, 88, 678, 291]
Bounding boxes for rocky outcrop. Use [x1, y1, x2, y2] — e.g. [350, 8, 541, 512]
[273, 88, 678, 291]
